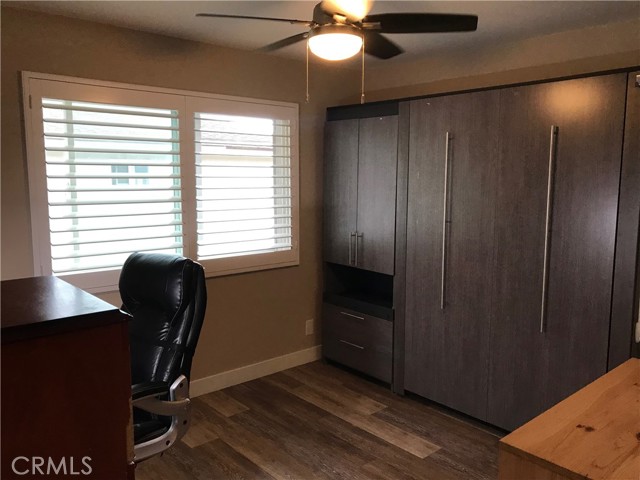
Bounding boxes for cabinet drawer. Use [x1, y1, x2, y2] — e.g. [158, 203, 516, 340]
[322, 303, 392, 382]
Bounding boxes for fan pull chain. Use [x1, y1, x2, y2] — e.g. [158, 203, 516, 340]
[305, 39, 310, 104]
[360, 34, 365, 104]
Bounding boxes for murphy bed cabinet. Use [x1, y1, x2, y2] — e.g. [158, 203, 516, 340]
[323, 70, 639, 429]
[402, 72, 632, 431]
[322, 105, 399, 383]
[488, 74, 627, 430]
[404, 89, 500, 420]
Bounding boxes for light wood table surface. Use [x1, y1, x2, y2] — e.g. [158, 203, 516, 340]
[499, 358, 640, 480]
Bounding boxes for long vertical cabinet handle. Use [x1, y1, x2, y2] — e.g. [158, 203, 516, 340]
[540, 125, 559, 333]
[356, 232, 363, 267]
[441, 132, 452, 310]
[349, 232, 356, 265]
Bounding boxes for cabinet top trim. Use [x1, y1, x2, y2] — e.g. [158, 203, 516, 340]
[328, 65, 640, 112]
[327, 102, 398, 121]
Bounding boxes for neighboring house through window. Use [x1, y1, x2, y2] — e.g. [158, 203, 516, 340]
[111, 165, 150, 186]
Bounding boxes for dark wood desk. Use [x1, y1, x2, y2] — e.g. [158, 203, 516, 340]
[1, 276, 134, 479]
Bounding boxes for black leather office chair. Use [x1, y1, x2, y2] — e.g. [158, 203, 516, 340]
[119, 252, 207, 463]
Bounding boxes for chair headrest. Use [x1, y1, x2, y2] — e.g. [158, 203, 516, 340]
[119, 252, 193, 316]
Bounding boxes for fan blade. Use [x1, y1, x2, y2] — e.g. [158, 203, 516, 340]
[196, 13, 313, 26]
[259, 32, 309, 52]
[363, 13, 478, 33]
[363, 31, 403, 59]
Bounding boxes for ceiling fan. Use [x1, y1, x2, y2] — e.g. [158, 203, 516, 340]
[196, 0, 478, 61]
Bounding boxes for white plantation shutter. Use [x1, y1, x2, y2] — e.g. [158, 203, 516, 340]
[194, 113, 293, 260]
[40, 98, 183, 276]
[25, 73, 299, 289]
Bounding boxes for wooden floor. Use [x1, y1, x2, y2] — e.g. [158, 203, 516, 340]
[136, 361, 501, 480]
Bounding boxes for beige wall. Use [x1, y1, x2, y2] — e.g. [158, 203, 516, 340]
[0, 7, 359, 380]
[361, 18, 640, 102]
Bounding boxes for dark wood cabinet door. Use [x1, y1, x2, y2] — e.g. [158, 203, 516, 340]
[442, 90, 499, 419]
[404, 91, 498, 419]
[404, 97, 449, 399]
[324, 119, 359, 267]
[610, 71, 640, 367]
[356, 116, 398, 275]
[488, 83, 555, 430]
[543, 73, 626, 407]
[488, 74, 627, 430]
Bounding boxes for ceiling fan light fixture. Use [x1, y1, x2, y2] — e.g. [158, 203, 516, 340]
[321, 0, 373, 21]
[308, 24, 363, 61]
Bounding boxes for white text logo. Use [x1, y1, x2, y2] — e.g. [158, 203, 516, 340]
[11, 457, 92, 476]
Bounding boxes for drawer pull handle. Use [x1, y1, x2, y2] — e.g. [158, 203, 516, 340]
[340, 311, 365, 320]
[339, 339, 365, 350]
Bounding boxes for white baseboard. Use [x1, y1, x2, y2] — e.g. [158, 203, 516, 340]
[190, 345, 322, 398]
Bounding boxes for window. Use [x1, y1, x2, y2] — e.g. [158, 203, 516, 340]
[24, 73, 299, 291]
[41, 98, 183, 279]
[192, 109, 294, 272]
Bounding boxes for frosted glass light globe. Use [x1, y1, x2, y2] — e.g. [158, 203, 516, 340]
[308, 25, 363, 61]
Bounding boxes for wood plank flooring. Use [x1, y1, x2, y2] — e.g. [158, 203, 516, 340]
[136, 361, 501, 480]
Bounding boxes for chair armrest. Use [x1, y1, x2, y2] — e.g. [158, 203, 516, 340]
[132, 376, 190, 416]
[132, 375, 191, 462]
[132, 381, 169, 401]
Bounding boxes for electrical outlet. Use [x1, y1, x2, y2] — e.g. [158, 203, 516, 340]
[305, 319, 314, 336]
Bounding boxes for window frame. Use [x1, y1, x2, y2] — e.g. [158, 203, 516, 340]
[22, 71, 300, 292]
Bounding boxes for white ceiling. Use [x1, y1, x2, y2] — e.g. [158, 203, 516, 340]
[7, 1, 640, 64]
